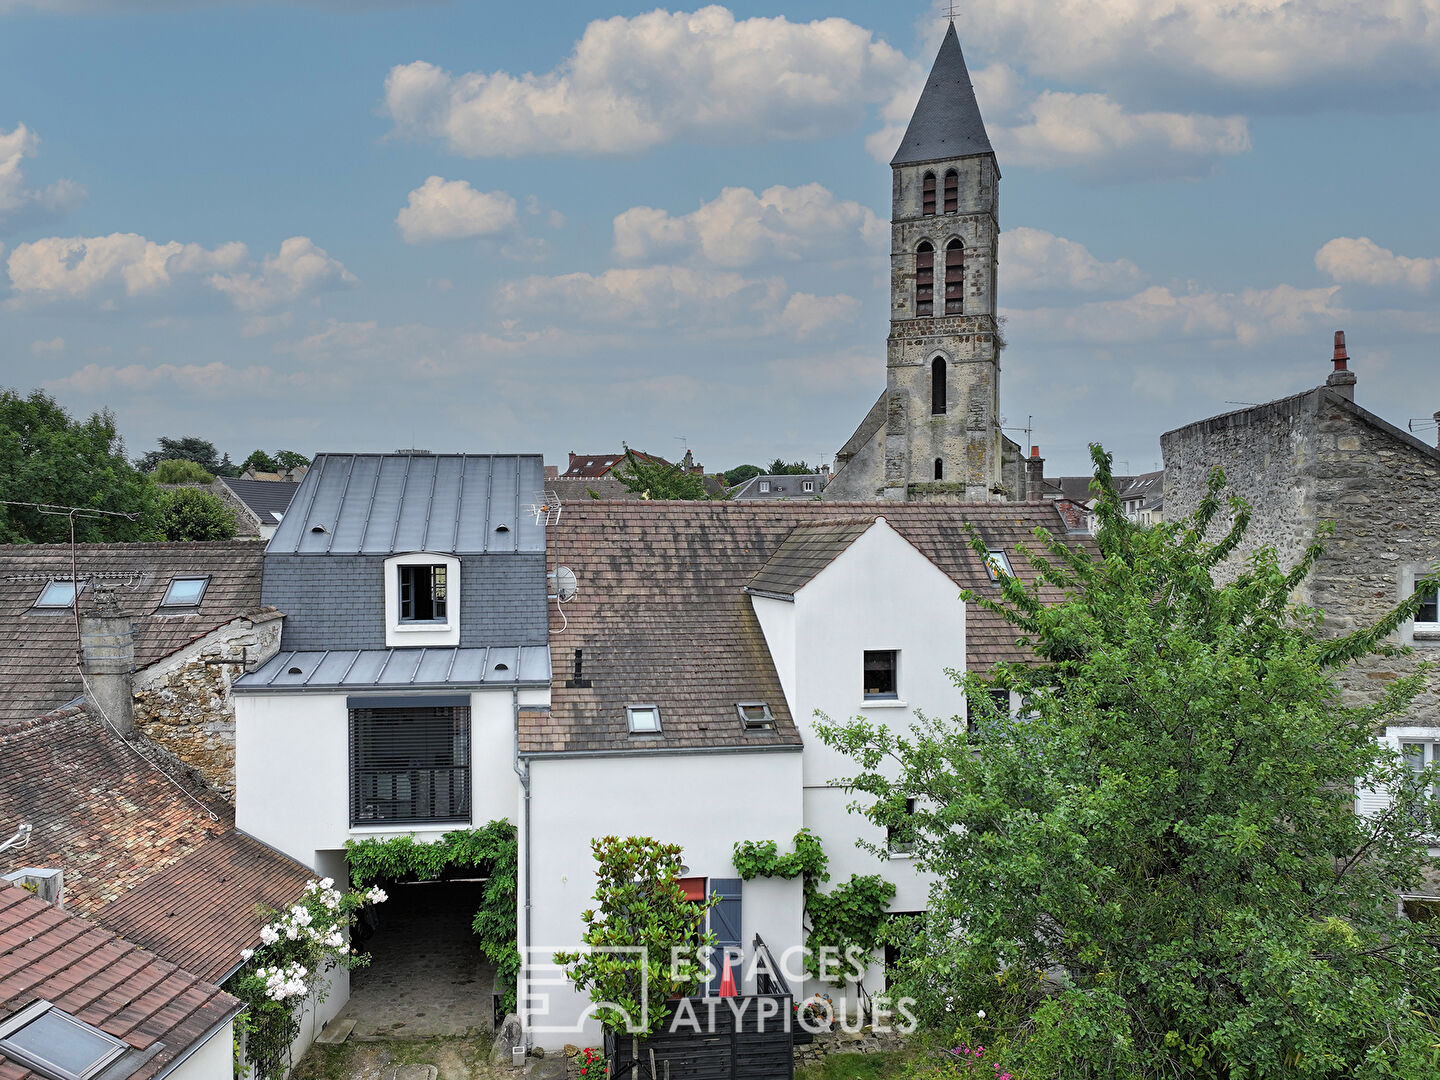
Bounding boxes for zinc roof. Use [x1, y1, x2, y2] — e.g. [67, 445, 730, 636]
[234, 646, 552, 692]
[267, 453, 546, 555]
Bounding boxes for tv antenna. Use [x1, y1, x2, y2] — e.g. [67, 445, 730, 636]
[526, 489, 562, 527]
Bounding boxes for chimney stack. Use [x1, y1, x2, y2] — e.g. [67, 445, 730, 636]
[1025, 445, 1046, 502]
[80, 586, 135, 736]
[1434, 411, 1440, 450]
[1325, 330, 1356, 400]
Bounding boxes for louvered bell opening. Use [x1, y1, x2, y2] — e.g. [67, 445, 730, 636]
[349, 706, 470, 826]
[944, 242, 963, 315]
[943, 170, 959, 214]
[921, 172, 936, 217]
[916, 245, 935, 317]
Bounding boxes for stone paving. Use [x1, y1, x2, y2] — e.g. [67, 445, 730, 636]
[340, 881, 497, 1039]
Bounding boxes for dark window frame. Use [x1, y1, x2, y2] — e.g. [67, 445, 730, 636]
[32, 580, 82, 609]
[0, 1001, 128, 1080]
[1417, 586, 1439, 625]
[348, 704, 471, 827]
[863, 649, 899, 700]
[160, 575, 209, 608]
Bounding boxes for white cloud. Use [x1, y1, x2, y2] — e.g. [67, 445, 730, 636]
[992, 92, 1250, 176]
[207, 236, 356, 311]
[613, 183, 885, 268]
[773, 292, 861, 336]
[0, 124, 85, 231]
[1012, 283, 1345, 346]
[1000, 227, 1144, 293]
[396, 176, 518, 243]
[953, 1, 1440, 108]
[30, 336, 63, 355]
[383, 6, 911, 156]
[44, 360, 333, 398]
[6, 233, 246, 304]
[1315, 236, 1440, 292]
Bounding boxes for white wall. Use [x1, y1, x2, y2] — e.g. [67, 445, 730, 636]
[754, 518, 968, 1001]
[520, 749, 805, 1051]
[166, 1018, 234, 1080]
[235, 688, 525, 868]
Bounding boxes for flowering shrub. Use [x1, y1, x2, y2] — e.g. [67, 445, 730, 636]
[793, 993, 834, 1031]
[225, 878, 385, 1080]
[576, 1046, 607, 1079]
[940, 1042, 1012, 1080]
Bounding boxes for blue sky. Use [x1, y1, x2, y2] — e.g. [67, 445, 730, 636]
[2, 0, 1437, 478]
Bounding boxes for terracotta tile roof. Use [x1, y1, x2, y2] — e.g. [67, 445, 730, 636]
[0, 706, 232, 916]
[0, 883, 241, 1080]
[0, 540, 268, 723]
[526, 500, 1083, 755]
[561, 451, 670, 479]
[96, 831, 313, 984]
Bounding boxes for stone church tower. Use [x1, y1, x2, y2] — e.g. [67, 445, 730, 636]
[826, 22, 1022, 502]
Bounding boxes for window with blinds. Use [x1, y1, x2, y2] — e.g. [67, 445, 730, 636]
[349, 705, 470, 826]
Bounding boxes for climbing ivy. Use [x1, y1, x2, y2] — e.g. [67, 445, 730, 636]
[345, 821, 520, 1013]
[733, 828, 895, 986]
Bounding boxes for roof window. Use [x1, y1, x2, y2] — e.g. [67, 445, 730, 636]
[627, 705, 661, 734]
[0, 1000, 128, 1080]
[160, 576, 208, 607]
[737, 703, 774, 730]
[33, 580, 81, 609]
[985, 550, 1013, 581]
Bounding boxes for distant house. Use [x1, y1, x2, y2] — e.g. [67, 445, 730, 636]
[218, 476, 302, 540]
[0, 881, 241, 1080]
[560, 450, 671, 478]
[729, 468, 830, 500]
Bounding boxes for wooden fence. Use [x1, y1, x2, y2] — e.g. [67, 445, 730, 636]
[605, 993, 795, 1080]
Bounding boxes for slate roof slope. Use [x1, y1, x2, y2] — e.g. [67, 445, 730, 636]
[218, 476, 300, 528]
[891, 21, 994, 167]
[0, 541, 267, 724]
[0, 706, 232, 915]
[729, 474, 827, 500]
[268, 453, 546, 555]
[526, 501, 1081, 755]
[97, 831, 313, 984]
[0, 883, 241, 1080]
[746, 522, 872, 597]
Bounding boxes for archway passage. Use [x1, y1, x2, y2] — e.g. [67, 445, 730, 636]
[339, 880, 496, 1038]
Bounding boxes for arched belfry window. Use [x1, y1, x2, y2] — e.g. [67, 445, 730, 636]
[931, 356, 946, 414]
[943, 169, 959, 214]
[915, 243, 934, 317]
[922, 172, 936, 216]
[945, 238, 964, 315]
[934, 458, 944, 480]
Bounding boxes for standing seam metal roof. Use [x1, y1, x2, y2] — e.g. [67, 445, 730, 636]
[266, 454, 546, 555]
[233, 646, 552, 691]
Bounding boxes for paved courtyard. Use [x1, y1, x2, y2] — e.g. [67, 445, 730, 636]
[339, 881, 497, 1039]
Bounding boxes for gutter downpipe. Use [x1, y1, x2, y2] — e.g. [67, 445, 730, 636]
[511, 686, 532, 1046]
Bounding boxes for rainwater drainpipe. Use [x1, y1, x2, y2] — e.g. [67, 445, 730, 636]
[511, 686, 532, 1042]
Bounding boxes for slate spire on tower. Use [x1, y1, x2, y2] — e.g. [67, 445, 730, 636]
[891, 21, 993, 166]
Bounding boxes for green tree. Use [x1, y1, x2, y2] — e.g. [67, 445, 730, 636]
[138, 435, 223, 474]
[152, 458, 215, 484]
[820, 446, 1440, 1079]
[242, 449, 279, 473]
[555, 836, 717, 1041]
[0, 388, 157, 544]
[273, 450, 310, 471]
[157, 486, 237, 541]
[766, 458, 813, 475]
[723, 464, 763, 486]
[611, 446, 716, 501]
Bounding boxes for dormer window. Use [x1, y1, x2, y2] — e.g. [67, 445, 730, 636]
[160, 576, 208, 608]
[737, 703, 774, 730]
[33, 580, 81, 609]
[0, 1000, 128, 1080]
[400, 564, 448, 622]
[758, 480, 770, 493]
[802, 480, 814, 493]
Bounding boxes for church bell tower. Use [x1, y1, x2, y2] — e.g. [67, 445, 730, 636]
[827, 22, 1012, 502]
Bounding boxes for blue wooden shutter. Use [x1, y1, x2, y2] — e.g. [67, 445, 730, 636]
[708, 878, 743, 995]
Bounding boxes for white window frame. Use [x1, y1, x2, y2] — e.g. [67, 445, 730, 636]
[384, 552, 460, 648]
[1399, 564, 1440, 646]
[985, 549, 1013, 582]
[862, 649, 903, 706]
[802, 480, 815, 493]
[758, 480, 770, 493]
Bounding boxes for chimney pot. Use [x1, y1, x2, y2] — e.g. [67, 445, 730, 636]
[1030, 445, 1040, 459]
[1025, 447, 1046, 501]
[1332, 330, 1349, 370]
[1324, 329, 1356, 400]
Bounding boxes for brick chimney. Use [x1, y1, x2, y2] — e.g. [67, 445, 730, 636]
[1325, 330, 1356, 401]
[1025, 445, 1046, 501]
[80, 586, 134, 736]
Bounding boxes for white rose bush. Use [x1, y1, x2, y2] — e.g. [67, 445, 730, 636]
[226, 878, 387, 1080]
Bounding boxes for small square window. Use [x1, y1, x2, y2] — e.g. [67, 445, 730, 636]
[886, 797, 917, 855]
[802, 480, 814, 493]
[161, 576, 208, 607]
[863, 650, 898, 699]
[627, 705, 661, 734]
[33, 580, 81, 608]
[1416, 586, 1439, 625]
[737, 703, 774, 730]
[399, 565, 448, 622]
[758, 480, 770, 493]
[0, 1001, 128, 1080]
[984, 550, 1013, 582]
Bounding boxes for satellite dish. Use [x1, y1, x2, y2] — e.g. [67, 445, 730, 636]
[553, 566, 578, 602]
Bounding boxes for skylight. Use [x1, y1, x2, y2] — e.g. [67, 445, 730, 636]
[0, 1001, 128, 1080]
[737, 703, 774, 730]
[161, 576, 208, 607]
[985, 550, 1013, 582]
[33, 580, 80, 609]
[626, 705, 661, 734]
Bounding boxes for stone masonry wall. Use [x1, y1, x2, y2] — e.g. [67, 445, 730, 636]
[132, 611, 283, 795]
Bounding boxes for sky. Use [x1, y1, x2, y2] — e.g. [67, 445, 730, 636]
[1, 0, 1437, 479]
